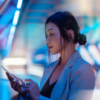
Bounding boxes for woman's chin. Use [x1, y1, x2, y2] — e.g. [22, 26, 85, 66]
[50, 51, 58, 55]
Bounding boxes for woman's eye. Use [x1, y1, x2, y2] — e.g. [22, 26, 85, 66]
[46, 34, 54, 38]
[50, 34, 53, 36]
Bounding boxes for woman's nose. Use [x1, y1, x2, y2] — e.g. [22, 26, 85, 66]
[46, 38, 50, 44]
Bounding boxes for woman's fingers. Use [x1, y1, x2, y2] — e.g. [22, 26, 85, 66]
[25, 83, 31, 85]
[12, 74, 19, 80]
[6, 72, 18, 81]
[16, 81, 20, 88]
[12, 75, 24, 86]
[6, 73, 25, 93]
[25, 87, 32, 92]
[25, 83, 32, 88]
[6, 72, 12, 80]
[12, 80, 21, 90]
[12, 80, 18, 89]
[16, 81, 21, 91]
[25, 85, 30, 88]
[24, 79, 35, 84]
[6, 72, 23, 85]
[24, 83, 33, 92]
[6, 72, 15, 84]
[6, 72, 14, 81]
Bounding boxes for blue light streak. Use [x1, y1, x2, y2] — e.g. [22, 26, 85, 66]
[13, 10, 20, 25]
[90, 28, 100, 43]
[80, 22, 100, 34]
[5, 0, 23, 57]
[5, 26, 16, 57]
[17, 0, 23, 9]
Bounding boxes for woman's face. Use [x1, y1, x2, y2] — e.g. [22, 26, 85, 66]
[45, 22, 64, 54]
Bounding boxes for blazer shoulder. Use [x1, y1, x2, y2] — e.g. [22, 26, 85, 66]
[71, 57, 94, 75]
[73, 57, 92, 68]
[70, 57, 95, 89]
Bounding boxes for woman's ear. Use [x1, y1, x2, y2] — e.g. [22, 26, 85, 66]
[67, 29, 75, 40]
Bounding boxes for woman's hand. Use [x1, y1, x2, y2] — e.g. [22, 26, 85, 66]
[24, 79, 41, 100]
[6, 72, 26, 94]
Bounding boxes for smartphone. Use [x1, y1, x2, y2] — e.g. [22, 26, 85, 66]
[1, 65, 16, 81]
[1, 65, 11, 74]
[1, 66, 26, 86]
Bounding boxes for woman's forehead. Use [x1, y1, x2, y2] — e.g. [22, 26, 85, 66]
[46, 22, 58, 32]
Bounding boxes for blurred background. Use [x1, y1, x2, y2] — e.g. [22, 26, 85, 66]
[0, 0, 100, 100]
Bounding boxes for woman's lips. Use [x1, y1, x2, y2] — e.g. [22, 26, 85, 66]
[48, 46, 53, 49]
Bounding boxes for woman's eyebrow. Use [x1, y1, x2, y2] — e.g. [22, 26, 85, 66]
[47, 29, 54, 32]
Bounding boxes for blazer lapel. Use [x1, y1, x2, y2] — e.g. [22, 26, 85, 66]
[50, 68, 71, 100]
[39, 58, 61, 92]
[50, 50, 81, 100]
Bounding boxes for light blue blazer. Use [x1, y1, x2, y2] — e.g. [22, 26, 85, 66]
[25, 50, 95, 100]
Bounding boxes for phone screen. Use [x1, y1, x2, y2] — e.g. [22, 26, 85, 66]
[1, 65, 15, 79]
[1, 66, 11, 74]
[1, 66, 20, 84]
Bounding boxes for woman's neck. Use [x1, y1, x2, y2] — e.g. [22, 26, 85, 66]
[59, 43, 76, 66]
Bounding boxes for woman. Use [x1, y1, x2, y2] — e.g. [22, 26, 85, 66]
[6, 11, 95, 100]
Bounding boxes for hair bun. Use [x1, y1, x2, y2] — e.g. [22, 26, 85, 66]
[77, 34, 86, 45]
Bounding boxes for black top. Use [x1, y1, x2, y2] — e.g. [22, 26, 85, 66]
[40, 76, 57, 98]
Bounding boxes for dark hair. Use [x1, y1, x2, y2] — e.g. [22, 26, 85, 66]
[45, 11, 86, 63]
